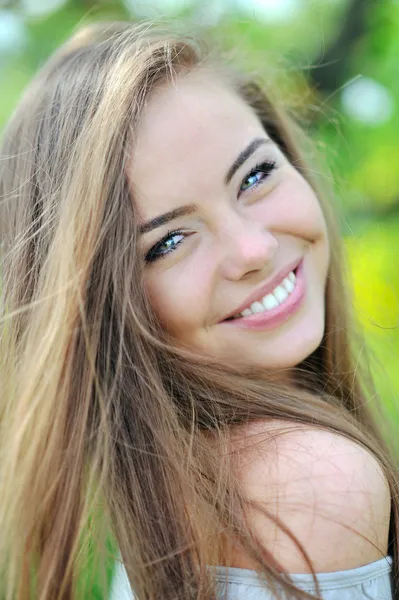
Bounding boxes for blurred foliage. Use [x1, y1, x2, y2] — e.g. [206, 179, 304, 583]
[1, 0, 399, 595]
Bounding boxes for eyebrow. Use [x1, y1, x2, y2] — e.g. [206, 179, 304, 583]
[139, 136, 271, 235]
[224, 137, 271, 185]
[139, 205, 196, 234]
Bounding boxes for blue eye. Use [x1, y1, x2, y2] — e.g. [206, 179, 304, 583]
[240, 160, 276, 194]
[145, 231, 184, 263]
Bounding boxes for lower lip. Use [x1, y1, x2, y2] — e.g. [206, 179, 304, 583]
[222, 260, 306, 332]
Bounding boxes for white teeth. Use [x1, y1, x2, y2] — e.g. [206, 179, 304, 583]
[250, 301, 265, 314]
[283, 277, 295, 293]
[237, 269, 297, 318]
[262, 294, 279, 310]
[273, 285, 289, 304]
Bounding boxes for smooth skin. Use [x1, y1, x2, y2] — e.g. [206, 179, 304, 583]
[130, 71, 329, 371]
[128, 71, 391, 573]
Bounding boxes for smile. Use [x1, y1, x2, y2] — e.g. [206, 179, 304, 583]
[222, 260, 305, 331]
[236, 270, 296, 317]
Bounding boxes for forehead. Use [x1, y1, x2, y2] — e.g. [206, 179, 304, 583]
[128, 72, 268, 208]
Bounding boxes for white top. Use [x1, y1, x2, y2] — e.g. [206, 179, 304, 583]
[110, 555, 393, 599]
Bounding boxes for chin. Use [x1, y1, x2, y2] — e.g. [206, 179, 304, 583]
[218, 315, 326, 372]
[264, 318, 326, 371]
[265, 336, 323, 370]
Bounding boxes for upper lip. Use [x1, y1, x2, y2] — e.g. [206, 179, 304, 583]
[221, 257, 302, 321]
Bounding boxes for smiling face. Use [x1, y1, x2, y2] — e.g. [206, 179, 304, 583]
[129, 71, 330, 370]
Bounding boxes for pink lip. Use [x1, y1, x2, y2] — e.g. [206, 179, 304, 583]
[220, 259, 305, 332]
[221, 257, 303, 321]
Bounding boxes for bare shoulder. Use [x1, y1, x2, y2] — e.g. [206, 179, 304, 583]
[228, 420, 391, 573]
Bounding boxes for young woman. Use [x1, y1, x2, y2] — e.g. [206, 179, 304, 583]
[0, 20, 397, 600]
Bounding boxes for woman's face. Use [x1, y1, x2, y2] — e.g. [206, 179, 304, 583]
[129, 72, 330, 370]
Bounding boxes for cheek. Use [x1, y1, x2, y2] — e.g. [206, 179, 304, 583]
[269, 176, 328, 242]
[144, 258, 214, 340]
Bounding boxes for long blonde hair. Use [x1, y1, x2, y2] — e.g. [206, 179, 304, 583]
[0, 20, 398, 600]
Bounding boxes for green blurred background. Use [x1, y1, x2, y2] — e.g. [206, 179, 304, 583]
[0, 0, 398, 595]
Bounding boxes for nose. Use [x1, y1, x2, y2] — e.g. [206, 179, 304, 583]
[218, 215, 279, 281]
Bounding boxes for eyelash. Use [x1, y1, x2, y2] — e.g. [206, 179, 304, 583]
[145, 159, 277, 263]
[145, 229, 184, 263]
[238, 160, 277, 195]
